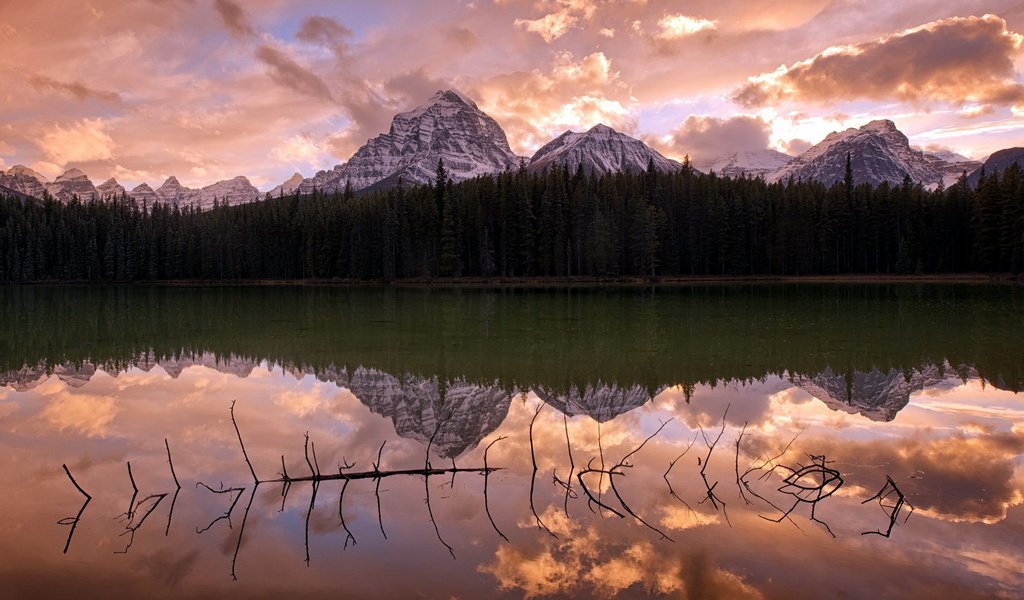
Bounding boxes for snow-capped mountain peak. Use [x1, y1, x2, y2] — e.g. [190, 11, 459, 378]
[698, 149, 792, 178]
[298, 88, 520, 194]
[768, 119, 944, 187]
[527, 123, 681, 175]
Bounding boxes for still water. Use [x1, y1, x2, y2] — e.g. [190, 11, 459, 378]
[1, 285, 1022, 599]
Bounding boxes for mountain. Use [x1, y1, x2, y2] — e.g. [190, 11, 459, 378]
[45, 168, 97, 202]
[96, 178, 126, 197]
[925, 152, 982, 188]
[155, 175, 261, 209]
[533, 382, 666, 422]
[268, 172, 304, 197]
[527, 124, 681, 175]
[0, 165, 48, 198]
[967, 147, 1024, 187]
[697, 149, 792, 178]
[768, 120, 944, 187]
[345, 368, 513, 458]
[129, 183, 159, 204]
[155, 176, 190, 205]
[299, 89, 520, 194]
[792, 365, 957, 421]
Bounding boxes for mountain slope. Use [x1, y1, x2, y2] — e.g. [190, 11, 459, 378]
[300, 89, 520, 194]
[528, 124, 681, 175]
[0, 166, 49, 198]
[155, 175, 261, 209]
[45, 169, 98, 201]
[698, 149, 792, 178]
[268, 172, 304, 197]
[967, 147, 1024, 187]
[769, 120, 943, 187]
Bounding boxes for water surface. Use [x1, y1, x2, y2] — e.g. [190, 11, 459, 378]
[1, 285, 1022, 599]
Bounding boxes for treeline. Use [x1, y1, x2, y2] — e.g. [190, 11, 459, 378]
[1, 160, 1022, 281]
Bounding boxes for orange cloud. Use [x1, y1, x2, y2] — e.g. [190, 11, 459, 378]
[735, 14, 1024, 108]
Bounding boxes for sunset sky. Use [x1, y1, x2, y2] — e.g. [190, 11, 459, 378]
[1, 0, 1023, 190]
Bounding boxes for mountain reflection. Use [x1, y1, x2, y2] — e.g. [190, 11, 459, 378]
[0, 353, 1007, 452]
[1, 285, 1022, 599]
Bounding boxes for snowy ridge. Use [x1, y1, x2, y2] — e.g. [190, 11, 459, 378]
[299, 89, 521, 194]
[154, 175, 261, 209]
[698, 149, 792, 178]
[768, 120, 944, 187]
[792, 365, 961, 422]
[0, 165, 49, 198]
[527, 124, 681, 175]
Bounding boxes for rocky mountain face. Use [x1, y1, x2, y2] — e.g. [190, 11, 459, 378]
[155, 175, 261, 209]
[927, 153, 982, 188]
[0, 165, 49, 198]
[527, 124, 681, 175]
[130, 183, 159, 204]
[45, 168, 98, 202]
[967, 147, 1024, 187]
[344, 368, 513, 458]
[96, 178, 126, 197]
[268, 172, 304, 197]
[768, 120, 944, 187]
[698, 149, 792, 178]
[792, 365, 959, 421]
[533, 382, 666, 422]
[299, 90, 521, 194]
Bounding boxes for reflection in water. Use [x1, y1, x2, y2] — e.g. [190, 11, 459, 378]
[1, 285, 1022, 599]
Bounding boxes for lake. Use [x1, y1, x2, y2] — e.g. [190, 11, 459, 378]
[1, 285, 1022, 599]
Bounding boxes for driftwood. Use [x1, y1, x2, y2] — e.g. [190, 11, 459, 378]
[528, 404, 557, 538]
[760, 454, 843, 537]
[58, 464, 92, 554]
[696, 405, 731, 526]
[861, 476, 914, 538]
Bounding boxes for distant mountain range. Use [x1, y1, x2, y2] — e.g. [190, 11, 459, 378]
[2, 89, 1018, 206]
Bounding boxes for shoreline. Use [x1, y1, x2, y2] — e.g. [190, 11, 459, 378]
[2, 274, 1021, 287]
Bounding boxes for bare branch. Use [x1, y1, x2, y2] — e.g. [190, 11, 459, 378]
[59, 464, 92, 554]
[483, 436, 509, 542]
[231, 400, 259, 483]
[528, 403, 556, 538]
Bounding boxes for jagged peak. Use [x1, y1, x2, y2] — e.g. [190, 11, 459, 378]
[56, 168, 88, 180]
[587, 123, 616, 134]
[132, 183, 155, 192]
[8, 165, 48, 182]
[861, 119, 899, 133]
[99, 177, 119, 186]
[160, 176, 183, 187]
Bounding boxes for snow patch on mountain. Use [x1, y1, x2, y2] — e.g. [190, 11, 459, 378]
[768, 120, 944, 187]
[299, 89, 521, 194]
[528, 124, 681, 175]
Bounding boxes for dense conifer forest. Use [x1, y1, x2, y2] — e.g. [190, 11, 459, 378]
[1, 159, 1022, 282]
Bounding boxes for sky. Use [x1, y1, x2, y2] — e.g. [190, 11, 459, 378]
[1, 0, 1023, 191]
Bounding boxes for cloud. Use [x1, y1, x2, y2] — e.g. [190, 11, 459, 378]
[255, 45, 335, 104]
[476, 51, 635, 153]
[734, 14, 1024, 108]
[40, 118, 115, 164]
[444, 26, 480, 49]
[515, 11, 578, 42]
[296, 15, 352, 49]
[213, 0, 254, 38]
[656, 14, 717, 39]
[269, 133, 325, 169]
[513, 0, 598, 43]
[654, 115, 774, 165]
[28, 75, 122, 102]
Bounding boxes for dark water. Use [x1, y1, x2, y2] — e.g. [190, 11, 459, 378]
[1, 285, 1022, 599]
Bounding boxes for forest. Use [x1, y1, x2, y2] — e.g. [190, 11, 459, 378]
[0, 159, 1022, 282]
